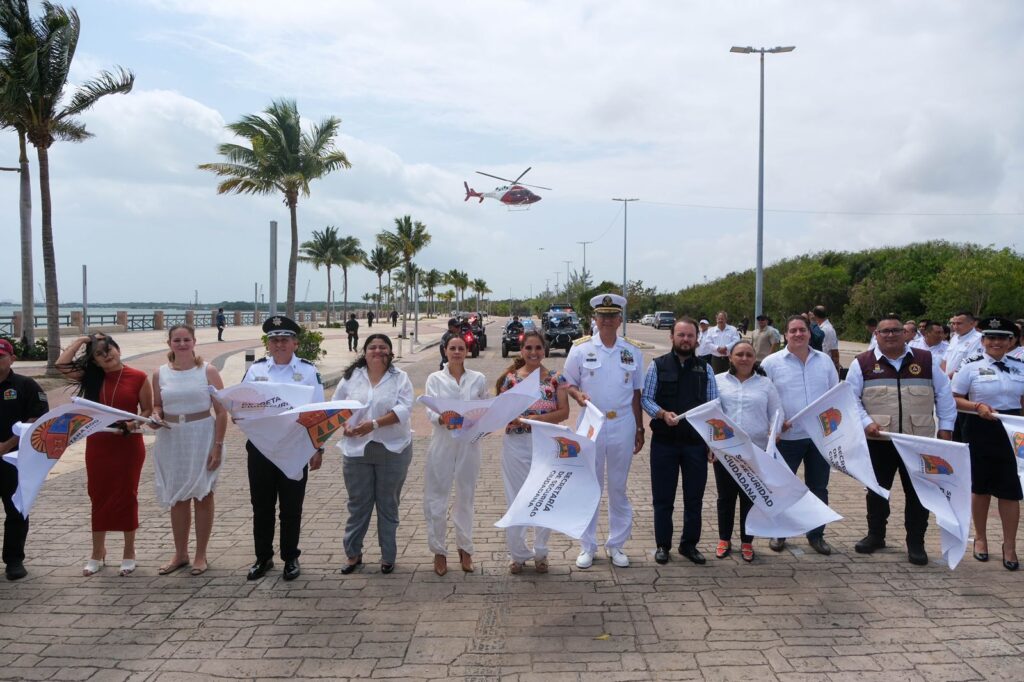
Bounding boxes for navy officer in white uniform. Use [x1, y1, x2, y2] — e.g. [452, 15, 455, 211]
[563, 293, 645, 569]
[243, 315, 324, 582]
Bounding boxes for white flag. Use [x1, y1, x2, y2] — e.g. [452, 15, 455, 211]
[2, 398, 148, 516]
[683, 401, 841, 538]
[417, 368, 541, 444]
[994, 413, 1024, 496]
[789, 382, 890, 499]
[213, 382, 315, 420]
[495, 416, 602, 539]
[886, 432, 971, 569]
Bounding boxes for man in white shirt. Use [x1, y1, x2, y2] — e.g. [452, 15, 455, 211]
[696, 319, 713, 363]
[909, 320, 949, 357]
[760, 315, 839, 555]
[812, 306, 840, 371]
[705, 311, 741, 374]
[942, 310, 982, 377]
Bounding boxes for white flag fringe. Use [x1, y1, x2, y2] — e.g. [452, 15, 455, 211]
[789, 382, 890, 499]
[885, 432, 972, 569]
[994, 413, 1024, 496]
[417, 368, 541, 443]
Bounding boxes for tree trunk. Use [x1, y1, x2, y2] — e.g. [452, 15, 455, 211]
[286, 196, 298, 318]
[325, 265, 333, 324]
[376, 274, 383, 318]
[37, 145, 60, 372]
[18, 131, 33, 346]
[401, 264, 410, 339]
[342, 266, 349, 321]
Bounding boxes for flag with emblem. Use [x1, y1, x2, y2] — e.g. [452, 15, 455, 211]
[2, 398, 151, 516]
[212, 382, 315, 419]
[789, 382, 890, 499]
[683, 401, 841, 537]
[886, 432, 971, 569]
[495, 409, 604, 538]
[994, 413, 1024, 496]
[418, 368, 541, 444]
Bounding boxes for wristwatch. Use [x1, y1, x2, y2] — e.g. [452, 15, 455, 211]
[371, 419, 379, 430]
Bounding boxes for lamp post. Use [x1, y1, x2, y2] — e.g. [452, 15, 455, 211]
[612, 197, 638, 336]
[730, 45, 794, 318]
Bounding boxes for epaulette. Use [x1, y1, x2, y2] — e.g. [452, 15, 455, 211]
[572, 336, 592, 346]
[253, 357, 268, 364]
[963, 354, 984, 364]
[1006, 355, 1024, 364]
[300, 358, 315, 365]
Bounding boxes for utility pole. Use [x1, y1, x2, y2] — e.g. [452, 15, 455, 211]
[577, 241, 593, 274]
[612, 198, 638, 336]
[269, 220, 278, 315]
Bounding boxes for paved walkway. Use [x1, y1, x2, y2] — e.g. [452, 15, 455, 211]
[1, 323, 1021, 680]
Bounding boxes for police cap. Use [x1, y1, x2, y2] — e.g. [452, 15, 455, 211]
[262, 315, 301, 337]
[979, 315, 1017, 337]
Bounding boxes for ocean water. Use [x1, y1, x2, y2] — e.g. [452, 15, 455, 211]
[0, 305, 195, 317]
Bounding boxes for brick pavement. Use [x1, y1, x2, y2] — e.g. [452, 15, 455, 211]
[1, 326, 1022, 680]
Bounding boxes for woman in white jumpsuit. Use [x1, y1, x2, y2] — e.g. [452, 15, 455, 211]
[496, 330, 569, 574]
[422, 335, 489, 575]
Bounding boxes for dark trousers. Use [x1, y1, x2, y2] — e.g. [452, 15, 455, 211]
[650, 439, 708, 550]
[217, 324, 224, 341]
[713, 460, 753, 543]
[866, 440, 928, 544]
[1, 459, 28, 566]
[247, 442, 308, 562]
[777, 438, 831, 540]
[710, 356, 730, 374]
[347, 332, 359, 351]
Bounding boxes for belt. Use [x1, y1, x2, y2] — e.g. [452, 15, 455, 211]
[163, 410, 212, 424]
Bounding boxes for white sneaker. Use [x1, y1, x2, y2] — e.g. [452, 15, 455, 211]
[575, 551, 594, 569]
[607, 548, 630, 568]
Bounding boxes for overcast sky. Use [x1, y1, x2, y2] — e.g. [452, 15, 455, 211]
[1, 0, 1021, 306]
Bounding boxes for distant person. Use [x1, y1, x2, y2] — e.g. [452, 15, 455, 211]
[345, 313, 360, 352]
[439, 318, 461, 370]
[390, 309, 399, 327]
[0, 339, 48, 581]
[811, 306, 840, 371]
[751, 314, 782, 361]
[150, 324, 228, 577]
[942, 310, 982, 377]
[366, 310, 375, 327]
[696, 319, 713, 364]
[56, 334, 154, 577]
[705, 311, 741, 374]
[902, 320, 920, 345]
[910, 320, 949, 357]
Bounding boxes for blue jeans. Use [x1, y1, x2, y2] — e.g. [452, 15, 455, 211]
[650, 439, 708, 550]
[777, 438, 831, 541]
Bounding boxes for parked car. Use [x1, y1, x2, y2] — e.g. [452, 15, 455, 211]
[543, 312, 583, 356]
[640, 314, 655, 326]
[501, 319, 536, 358]
[654, 311, 675, 329]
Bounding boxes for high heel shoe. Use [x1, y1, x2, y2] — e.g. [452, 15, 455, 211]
[83, 558, 105, 577]
[433, 554, 448, 576]
[973, 539, 989, 562]
[1002, 544, 1019, 571]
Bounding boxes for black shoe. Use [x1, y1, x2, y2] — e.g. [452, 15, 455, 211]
[907, 544, 928, 566]
[340, 557, 363, 575]
[854, 534, 886, 554]
[5, 562, 27, 581]
[768, 538, 786, 552]
[654, 547, 670, 565]
[246, 558, 274, 580]
[380, 563, 395, 574]
[679, 545, 706, 565]
[973, 540, 989, 562]
[1003, 544, 1019, 571]
[282, 559, 301, 581]
[807, 537, 832, 556]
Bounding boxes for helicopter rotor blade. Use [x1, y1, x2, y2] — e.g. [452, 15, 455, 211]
[476, 171, 515, 183]
[518, 182, 552, 191]
[513, 166, 532, 184]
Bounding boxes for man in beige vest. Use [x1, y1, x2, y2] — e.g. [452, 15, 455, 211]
[846, 314, 957, 565]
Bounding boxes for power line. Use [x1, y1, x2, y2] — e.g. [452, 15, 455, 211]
[639, 199, 1023, 217]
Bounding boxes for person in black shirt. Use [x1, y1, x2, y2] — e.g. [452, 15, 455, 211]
[345, 313, 360, 352]
[0, 339, 49, 580]
[439, 318, 461, 370]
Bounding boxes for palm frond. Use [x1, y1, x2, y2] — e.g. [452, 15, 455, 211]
[60, 66, 133, 118]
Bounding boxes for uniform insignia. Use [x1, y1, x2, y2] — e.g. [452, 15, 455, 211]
[872, 363, 884, 374]
[573, 335, 592, 346]
[292, 372, 303, 382]
[315, 372, 323, 384]
[602, 295, 613, 306]
[271, 317, 282, 326]
[3, 388, 15, 400]
[908, 363, 922, 375]
[989, 318, 1002, 329]
[254, 357, 269, 364]
[620, 349, 634, 364]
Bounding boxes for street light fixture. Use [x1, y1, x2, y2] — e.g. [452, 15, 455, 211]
[730, 44, 795, 318]
[612, 197, 638, 336]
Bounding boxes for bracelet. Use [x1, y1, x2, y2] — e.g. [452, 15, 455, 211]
[372, 419, 379, 430]
[214, 441, 224, 447]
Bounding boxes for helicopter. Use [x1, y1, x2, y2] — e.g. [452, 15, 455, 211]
[463, 167, 551, 208]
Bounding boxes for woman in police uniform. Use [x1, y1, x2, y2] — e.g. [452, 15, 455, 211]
[951, 316, 1024, 571]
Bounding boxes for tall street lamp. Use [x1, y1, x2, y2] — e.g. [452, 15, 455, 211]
[730, 45, 794, 318]
[612, 197, 637, 336]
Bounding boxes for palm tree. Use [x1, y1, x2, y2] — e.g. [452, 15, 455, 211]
[298, 226, 341, 324]
[422, 268, 443, 317]
[0, 89, 31, 345]
[364, 245, 400, 318]
[471, 278, 491, 313]
[199, 98, 350, 318]
[0, 1, 134, 367]
[336, 235, 364, 319]
[446, 269, 470, 310]
[377, 215, 431, 339]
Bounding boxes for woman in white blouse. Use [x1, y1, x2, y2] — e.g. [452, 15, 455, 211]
[714, 340, 782, 563]
[422, 335, 489, 576]
[333, 334, 414, 575]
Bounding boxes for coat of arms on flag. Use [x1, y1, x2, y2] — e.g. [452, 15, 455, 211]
[706, 418, 734, 441]
[554, 436, 581, 458]
[818, 407, 842, 436]
[29, 413, 93, 460]
[439, 410, 465, 430]
[921, 454, 954, 475]
[296, 409, 353, 448]
[1014, 432, 1024, 459]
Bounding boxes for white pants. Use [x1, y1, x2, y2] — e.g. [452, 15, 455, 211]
[580, 414, 635, 554]
[422, 428, 481, 556]
[502, 433, 551, 563]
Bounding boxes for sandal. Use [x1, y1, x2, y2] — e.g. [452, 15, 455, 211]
[534, 557, 549, 574]
[190, 563, 209, 576]
[83, 558, 105, 577]
[158, 559, 190, 575]
[509, 561, 524, 575]
[741, 543, 755, 563]
[433, 554, 448, 576]
[458, 549, 473, 573]
[715, 540, 731, 559]
[119, 559, 137, 577]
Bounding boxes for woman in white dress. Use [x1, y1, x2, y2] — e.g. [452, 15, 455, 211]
[151, 324, 227, 576]
[422, 335, 489, 575]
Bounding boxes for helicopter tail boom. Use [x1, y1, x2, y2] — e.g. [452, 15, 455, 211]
[464, 181, 484, 203]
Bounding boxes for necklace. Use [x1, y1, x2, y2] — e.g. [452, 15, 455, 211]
[102, 367, 125, 406]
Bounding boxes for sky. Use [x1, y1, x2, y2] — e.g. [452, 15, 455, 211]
[1, 0, 1022, 307]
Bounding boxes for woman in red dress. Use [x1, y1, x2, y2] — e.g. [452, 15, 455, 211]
[58, 334, 153, 577]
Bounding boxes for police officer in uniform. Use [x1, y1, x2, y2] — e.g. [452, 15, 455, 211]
[563, 294, 644, 569]
[0, 339, 48, 580]
[847, 314, 956, 565]
[243, 316, 324, 581]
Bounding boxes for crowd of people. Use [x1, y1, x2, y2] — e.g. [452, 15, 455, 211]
[0, 298, 1021, 583]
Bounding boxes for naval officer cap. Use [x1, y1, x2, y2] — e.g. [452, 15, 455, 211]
[979, 315, 1017, 337]
[263, 315, 301, 337]
[591, 293, 627, 315]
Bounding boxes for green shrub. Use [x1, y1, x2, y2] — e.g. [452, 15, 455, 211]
[259, 329, 327, 365]
[1, 336, 47, 361]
